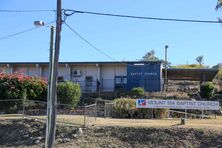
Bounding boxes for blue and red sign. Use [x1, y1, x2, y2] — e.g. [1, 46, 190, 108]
[137, 99, 147, 108]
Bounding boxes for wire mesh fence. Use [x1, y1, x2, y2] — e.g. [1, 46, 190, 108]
[0, 99, 98, 127]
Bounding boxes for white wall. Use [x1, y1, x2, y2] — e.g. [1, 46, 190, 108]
[101, 65, 115, 92]
[13, 66, 27, 75]
[0, 63, 127, 92]
[114, 65, 127, 76]
[0, 66, 6, 73]
[27, 66, 40, 76]
[58, 66, 70, 81]
[71, 65, 98, 92]
[42, 66, 49, 79]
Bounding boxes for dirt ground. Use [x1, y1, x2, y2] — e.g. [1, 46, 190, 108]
[0, 115, 222, 148]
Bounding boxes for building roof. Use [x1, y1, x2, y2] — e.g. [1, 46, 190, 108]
[0, 61, 162, 65]
[163, 68, 219, 81]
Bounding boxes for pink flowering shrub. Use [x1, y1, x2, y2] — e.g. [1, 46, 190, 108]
[0, 73, 47, 100]
[0, 73, 47, 112]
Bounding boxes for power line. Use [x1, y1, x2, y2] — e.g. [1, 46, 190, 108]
[0, 9, 55, 13]
[64, 22, 118, 61]
[64, 9, 221, 24]
[0, 21, 56, 41]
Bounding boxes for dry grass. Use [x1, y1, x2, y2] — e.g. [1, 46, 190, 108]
[94, 117, 222, 131]
[1, 114, 222, 130]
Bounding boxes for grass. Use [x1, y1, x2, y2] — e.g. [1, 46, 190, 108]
[0, 114, 222, 130]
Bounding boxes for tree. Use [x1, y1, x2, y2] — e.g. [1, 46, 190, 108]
[216, 0, 222, 22]
[196, 56, 204, 66]
[142, 50, 159, 61]
[216, 0, 222, 10]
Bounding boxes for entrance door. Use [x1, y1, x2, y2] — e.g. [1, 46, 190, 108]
[85, 76, 93, 92]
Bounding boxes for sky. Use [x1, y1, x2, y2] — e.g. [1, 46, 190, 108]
[0, 0, 222, 67]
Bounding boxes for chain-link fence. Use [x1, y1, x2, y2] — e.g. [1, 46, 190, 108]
[0, 99, 98, 127]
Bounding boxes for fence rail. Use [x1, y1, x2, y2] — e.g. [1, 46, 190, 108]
[0, 99, 97, 126]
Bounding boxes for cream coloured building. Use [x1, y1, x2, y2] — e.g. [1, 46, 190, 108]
[0, 61, 163, 92]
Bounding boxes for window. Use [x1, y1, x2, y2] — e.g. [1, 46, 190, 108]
[115, 76, 127, 90]
[58, 76, 64, 82]
[115, 76, 127, 85]
[85, 76, 93, 87]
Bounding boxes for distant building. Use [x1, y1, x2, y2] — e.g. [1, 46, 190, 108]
[0, 61, 218, 93]
[0, 61, 163, 92]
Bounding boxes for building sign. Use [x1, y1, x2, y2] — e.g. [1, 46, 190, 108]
[130, 72, 158, 76]
[136, 99, 220, 110]
[126, 63, 163, 91]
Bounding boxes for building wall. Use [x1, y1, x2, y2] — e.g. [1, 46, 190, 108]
[126, 63, 163, 91]
[58, 65, 70, 81]
[42, 66, 49, 79]
[0, 62, 162, 92]
[27, 66, 40, 76]
[71, 64, 99, 92]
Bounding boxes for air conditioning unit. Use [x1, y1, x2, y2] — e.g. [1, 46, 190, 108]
[72, 70, 82, 77]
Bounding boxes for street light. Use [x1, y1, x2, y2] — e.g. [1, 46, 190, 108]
[34, 20, 55, 147]
[34, 21, 45, 27]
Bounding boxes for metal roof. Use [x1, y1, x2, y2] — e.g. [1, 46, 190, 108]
[0, 61, 162, 65]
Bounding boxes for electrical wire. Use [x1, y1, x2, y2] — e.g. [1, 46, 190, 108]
[0, 9, 55, 13]
[0, 21, 56, 41]
[64, 9, 221, 24]
[64, 22, 118, 61]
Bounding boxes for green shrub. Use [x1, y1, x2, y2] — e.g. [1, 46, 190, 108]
[210, 94, 222, 106]
[113, 98, 168, 118]
[0, 73, 47, 113]
[200, 82, 215, 99]
[57, 81, 81, 108]
[131, 87, 145, 98]
[113, 98, 136, 118]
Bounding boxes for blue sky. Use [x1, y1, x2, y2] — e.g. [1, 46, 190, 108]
[1, 0, 222, 66]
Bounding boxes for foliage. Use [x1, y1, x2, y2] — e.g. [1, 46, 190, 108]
[131, 87, 145, 98]
[142, 50, 159, 61]
[217, 69, 222, 81]
[57, 81, 81, 108]
[216, 0, 222, 10]
[171, 64, 205, 69]
[0, 73, 47, 113]
[113, 98, 136, 118]
[196, 56, 204, 66]
[113, 98, 168, 118]
[200, 82, 215, 99]
[210, 94, 222, 105]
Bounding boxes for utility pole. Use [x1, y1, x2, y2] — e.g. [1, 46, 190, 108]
[164, 45, 169, 92]
[45, 25, 54, 147]
[45, 0, 62, 147]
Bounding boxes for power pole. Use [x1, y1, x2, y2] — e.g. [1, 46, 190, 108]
[164, 45, 168, 92]
[45, 25, 54, 147]
[45, 0, 62, 147]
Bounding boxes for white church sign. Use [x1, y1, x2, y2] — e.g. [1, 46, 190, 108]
[136, 99, 220, 110]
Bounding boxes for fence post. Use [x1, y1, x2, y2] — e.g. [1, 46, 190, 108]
[95, 102, 97, 121]
[201, 109, 204, 119]
[84, 104, 86, 127]
[22, 89, 27, 118]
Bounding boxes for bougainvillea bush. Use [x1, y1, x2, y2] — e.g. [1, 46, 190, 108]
[0, 73, 47, 112]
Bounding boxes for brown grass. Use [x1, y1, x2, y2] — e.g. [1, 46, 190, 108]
[0, 114, 222, 131]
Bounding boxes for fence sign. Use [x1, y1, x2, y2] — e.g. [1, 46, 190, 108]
[136, 99, 220, 110]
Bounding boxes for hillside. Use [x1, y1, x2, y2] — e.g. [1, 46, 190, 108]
[0, 118, 222, 148]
